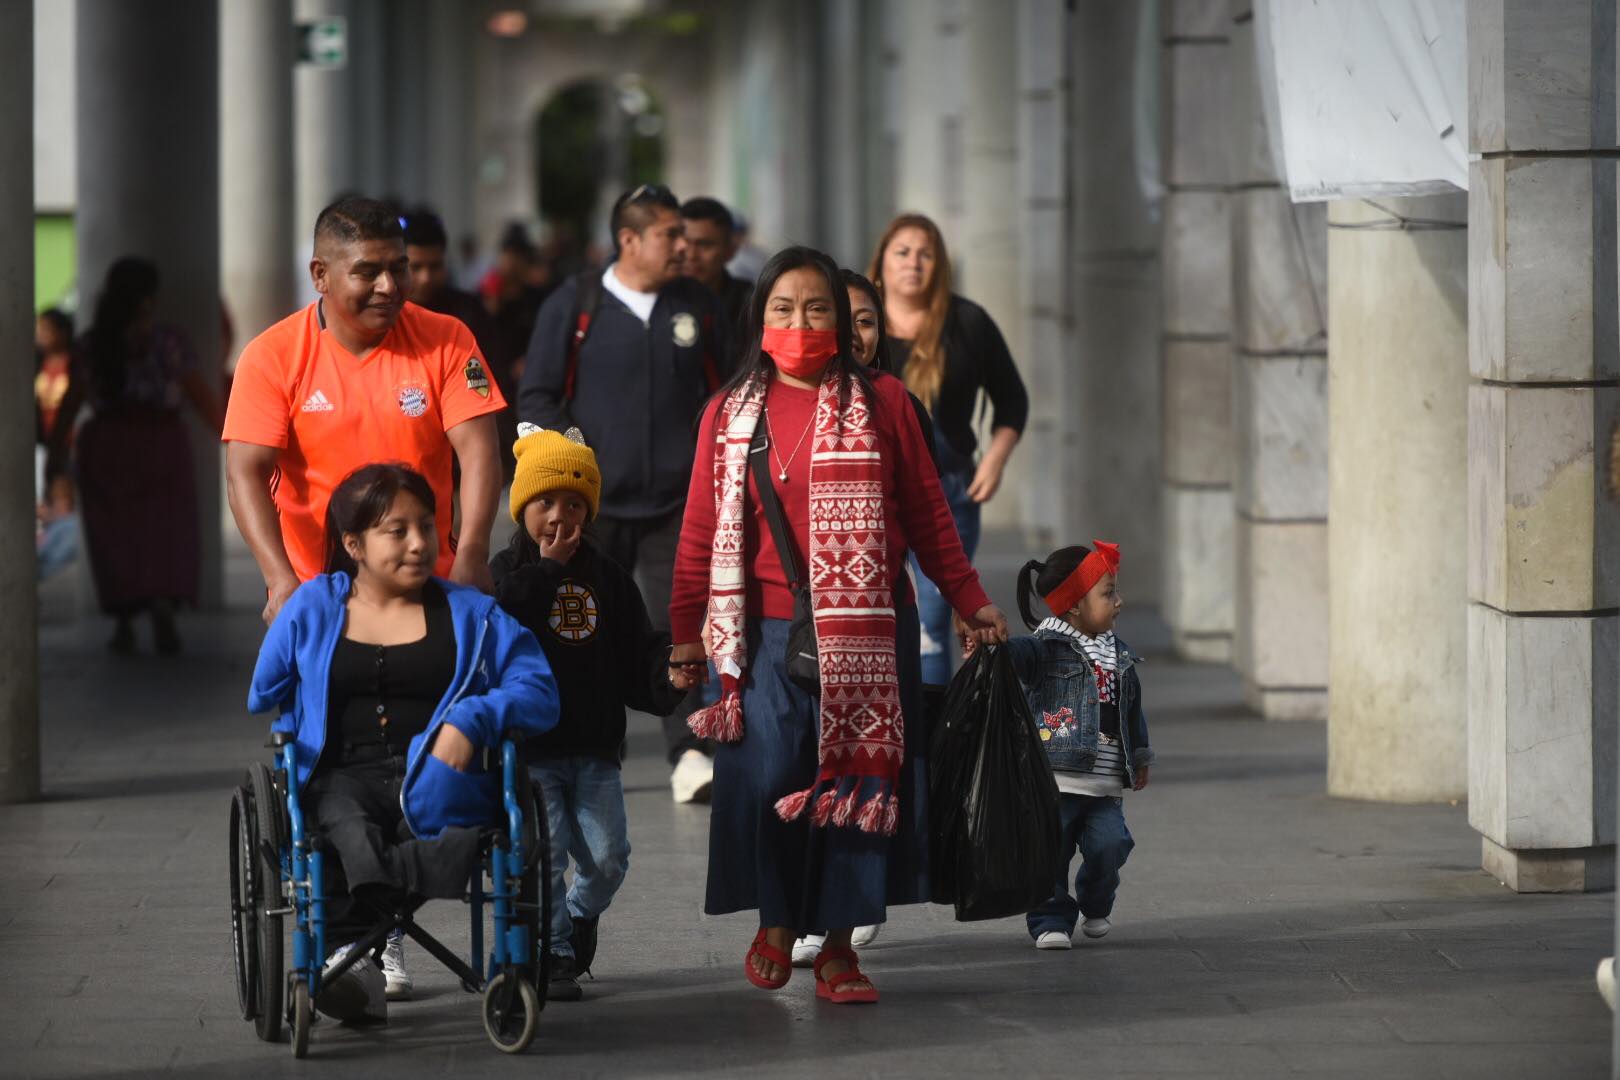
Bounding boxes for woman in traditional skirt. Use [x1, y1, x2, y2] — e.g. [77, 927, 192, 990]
[71, 257, 222, 654]
[667, 247, 1009, 1004]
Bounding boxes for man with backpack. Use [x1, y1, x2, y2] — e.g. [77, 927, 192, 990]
[518, 184, 726, 803]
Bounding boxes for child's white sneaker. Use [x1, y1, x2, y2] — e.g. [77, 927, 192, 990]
[792, 933, 825, 967]
[1081, 917, 1111, 939]
[1598, 957, 1616, 1012]
[851, 924, 880, 947]
[1035, 930, 1073, 950]
[381, 931, 412, 1000]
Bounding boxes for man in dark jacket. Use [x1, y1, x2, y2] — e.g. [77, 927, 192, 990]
[518, 184, 725, 803]
[680, 196, 752, 366]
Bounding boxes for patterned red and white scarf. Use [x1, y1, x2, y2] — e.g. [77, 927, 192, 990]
[687, 371, 903, 835]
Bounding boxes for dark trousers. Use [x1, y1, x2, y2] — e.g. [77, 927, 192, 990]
[304, 755, 483, 950]
[1025, 794, 1135, 937]
[592, 507, 708, 764]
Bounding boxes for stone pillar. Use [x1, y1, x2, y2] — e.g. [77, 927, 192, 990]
[893, 0, 966, 243]
[1466, 0, 1620, 892]
[423, 0, 473, 241]
[294, 0, 358, 250]
[1228, 4, 1329, 718]
[221, 0, 296, 355]
[76, 0, 223, 609]
[1067, 0, 1163, 601]
[1326, 196, 1468, 802]
[820, 0, 866, 268]
[1, 0, 39, 804]
[1015, 0, 1073, 551]
[1159, 0, 1233, 662]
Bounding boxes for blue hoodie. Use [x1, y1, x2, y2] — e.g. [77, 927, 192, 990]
[248, 573, 560, 838]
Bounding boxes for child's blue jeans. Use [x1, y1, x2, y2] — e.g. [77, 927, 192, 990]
[1026, 793, 1134, 938]
[528, 756, 630, 960]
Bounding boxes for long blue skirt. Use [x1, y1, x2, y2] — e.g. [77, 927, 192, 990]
[705, 607, 929, 930]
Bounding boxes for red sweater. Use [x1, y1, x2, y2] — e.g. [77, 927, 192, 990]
[669, 372, 992, 643]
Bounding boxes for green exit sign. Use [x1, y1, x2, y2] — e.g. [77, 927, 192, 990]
[297, 16, 347, 68]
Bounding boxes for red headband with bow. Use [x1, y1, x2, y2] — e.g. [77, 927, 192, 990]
[1043, 541, 1121, 617]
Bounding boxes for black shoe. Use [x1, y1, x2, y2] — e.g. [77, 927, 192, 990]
[151, 604, 181, 656]
[571, 915, 600, 974]
[108, 617, 135, 655]
[546, 952, 583, 1001]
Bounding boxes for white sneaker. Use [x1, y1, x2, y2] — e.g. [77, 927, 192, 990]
[1598, 957, 1616, 1012]
[1035, 930, 1073, 950]
[792, 934, 825, 968]
[1081, 917, 1111, 939]
[671, 749, 714, 804]
[381, 931, 413, 1001]
[851, 924, 880, 947]
[317, 944, 387, 1023]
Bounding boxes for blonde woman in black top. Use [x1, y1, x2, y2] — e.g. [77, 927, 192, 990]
[869, 213, 1029, 684]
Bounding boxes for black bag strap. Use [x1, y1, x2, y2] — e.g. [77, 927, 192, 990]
[748, 411, 805, 592]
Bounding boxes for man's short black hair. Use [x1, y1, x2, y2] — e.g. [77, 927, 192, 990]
[609, 183, 680, 253]
[680, 196, 736, 232]
[402, 209, 448, 250]
[314, 195, 404, 249]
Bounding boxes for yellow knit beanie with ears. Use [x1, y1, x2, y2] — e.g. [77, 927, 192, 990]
[510, 423, 601, 522]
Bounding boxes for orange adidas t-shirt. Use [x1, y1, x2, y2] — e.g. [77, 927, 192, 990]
[222, 301, 507, 581]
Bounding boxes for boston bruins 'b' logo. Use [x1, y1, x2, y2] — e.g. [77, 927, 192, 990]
[548, 581, 599, 643]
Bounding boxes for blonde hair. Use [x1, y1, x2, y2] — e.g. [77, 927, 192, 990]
[868, 213, 952, 409]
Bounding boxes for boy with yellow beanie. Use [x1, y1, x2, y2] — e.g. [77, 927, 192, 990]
[491, 424, 685, 1001]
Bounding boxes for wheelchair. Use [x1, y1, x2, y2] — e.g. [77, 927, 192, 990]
[229, 733, 552, 1057]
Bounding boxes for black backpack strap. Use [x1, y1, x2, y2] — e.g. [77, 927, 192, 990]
[563, 271, 604, 402]
[748, 412, 804, 591]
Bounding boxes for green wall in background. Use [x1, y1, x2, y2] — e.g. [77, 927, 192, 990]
[35, 214, 75, 314]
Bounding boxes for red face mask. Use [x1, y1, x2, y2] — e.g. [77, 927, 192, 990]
[762, 326, 839, 378]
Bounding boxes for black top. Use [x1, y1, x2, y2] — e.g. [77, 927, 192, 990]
[490, 538, 684, 765]
[715, 272, 754, 376]
[890, 295, 1028, 470]
[518, 273, 726, 519]
[329, 581, 457, 763]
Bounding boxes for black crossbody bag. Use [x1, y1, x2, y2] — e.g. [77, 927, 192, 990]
[749, 415, 820, 693]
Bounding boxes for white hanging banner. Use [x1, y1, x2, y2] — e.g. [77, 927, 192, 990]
[1257, 0, 1468, 202]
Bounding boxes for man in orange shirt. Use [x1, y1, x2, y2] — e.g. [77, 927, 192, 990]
[224, 196, 505, 627]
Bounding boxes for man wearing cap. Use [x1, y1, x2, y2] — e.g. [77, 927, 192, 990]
[518, 183, 725, 803]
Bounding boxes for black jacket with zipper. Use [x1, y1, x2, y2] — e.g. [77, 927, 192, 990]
[517, 270, 725, 520]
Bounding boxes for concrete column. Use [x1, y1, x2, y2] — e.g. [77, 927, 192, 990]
[1015, 0, 1072, 551]
[962, 1, 1026, 534]
[2, 1, 39, 804]
[1159, 0, 1234, 662]
[76, 0, 223, 610]
[294, 0, 358, 250]
[1466, 1, 1620, 892]
[1066, 0, 1163, 602]
[1326, 196, 1468, 802]
[423, 0, 473, 241]
[894, 0, 967, 243]
[221, 0, 296, 356]
[820, 0, 866, 268]
[1228, 4, 1329, 718]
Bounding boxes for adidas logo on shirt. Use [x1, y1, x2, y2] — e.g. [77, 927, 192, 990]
[301, 390, 335, 413]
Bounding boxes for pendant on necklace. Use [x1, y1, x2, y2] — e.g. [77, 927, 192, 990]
[779, 470, 788, 482]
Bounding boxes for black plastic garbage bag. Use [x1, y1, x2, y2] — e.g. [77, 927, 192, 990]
[928, 644, 1061, 921]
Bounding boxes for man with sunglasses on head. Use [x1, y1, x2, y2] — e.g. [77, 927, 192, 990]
[518, 183, 727, 804]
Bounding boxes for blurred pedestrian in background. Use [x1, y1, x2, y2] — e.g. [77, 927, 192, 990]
[69, 257, 222, 654]
[681, 196, 752, 362]
[869, 213, 1028, 685]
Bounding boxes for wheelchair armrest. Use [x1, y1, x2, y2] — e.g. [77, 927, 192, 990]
[266, 731, 291, 748]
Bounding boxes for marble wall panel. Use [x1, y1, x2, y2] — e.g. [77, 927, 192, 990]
[1163, 340, 1234, 486]
[1163, 190, 1233, 335]
[1233, 354, 1329, 520]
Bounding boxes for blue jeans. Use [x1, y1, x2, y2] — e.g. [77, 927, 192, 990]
[528, 757, 630, 960]
[1026, 794, 1135, 937]
[912, 468, 981, 686]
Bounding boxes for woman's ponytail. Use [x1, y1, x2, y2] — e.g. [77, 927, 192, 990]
[1015, 558, 1046, 630]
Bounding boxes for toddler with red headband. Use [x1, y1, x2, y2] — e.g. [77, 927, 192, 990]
[1003, 542, 1155, 951]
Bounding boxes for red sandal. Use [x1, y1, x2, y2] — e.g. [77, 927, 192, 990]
[813, 945, 879, 1004]
[745, 928, 792, 990]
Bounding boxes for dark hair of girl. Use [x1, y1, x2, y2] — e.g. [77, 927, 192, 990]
[717, 245, 873, 408]
[323, 463, 437, 576]
[87, 256, 161, 400]
[839, 268, 891, 372]
[1015, 545, 1093, 630]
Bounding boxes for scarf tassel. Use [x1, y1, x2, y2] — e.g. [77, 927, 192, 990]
[775, 779, 899, 836]
[687, 690, 744, 743]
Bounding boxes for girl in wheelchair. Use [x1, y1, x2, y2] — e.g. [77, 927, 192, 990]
[248, 463, 559, 1024]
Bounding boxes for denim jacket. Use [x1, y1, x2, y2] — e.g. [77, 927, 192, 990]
[1003, 626, 1154, 785]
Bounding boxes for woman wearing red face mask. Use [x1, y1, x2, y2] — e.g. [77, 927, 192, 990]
[668, 247, 1008, 1003]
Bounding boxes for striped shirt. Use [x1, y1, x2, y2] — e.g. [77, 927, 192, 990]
[1037, 618, 1127, 796]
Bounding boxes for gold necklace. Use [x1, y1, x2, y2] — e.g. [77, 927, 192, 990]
[765, 409, 815, 482]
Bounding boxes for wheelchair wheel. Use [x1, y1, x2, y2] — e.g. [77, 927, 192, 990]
[246, 765, 286, 1043]
[482, 970, 540, 1054]
[290, 981, 311, 1059]
[521, 775, 551, 996]
[229, 787, 257, 1020]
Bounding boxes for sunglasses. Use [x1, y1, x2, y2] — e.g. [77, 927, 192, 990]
[623, 183, 673, 204]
